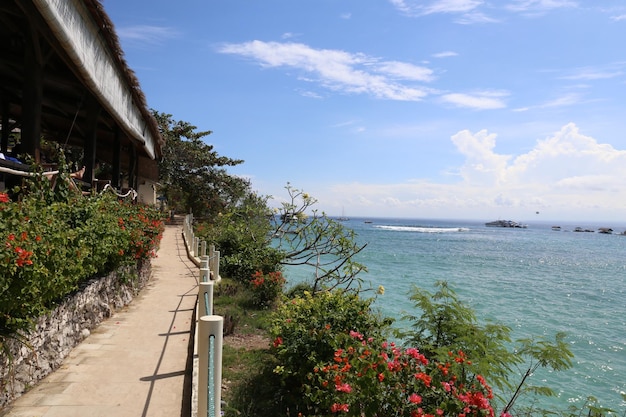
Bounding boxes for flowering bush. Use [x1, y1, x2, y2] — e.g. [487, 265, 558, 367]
[0, 189, 164, 338]
[307, 330, 495, 417]
[268, 290, 392, 412]
[248, 270, 285, 308]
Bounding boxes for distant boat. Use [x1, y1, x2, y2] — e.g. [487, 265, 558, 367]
[364, 220, 372, 224]
[551, 226, 561, 231]
[485, 220, 527, 228]
[598, 228, 613, 234]
[337, 207, 349, 221]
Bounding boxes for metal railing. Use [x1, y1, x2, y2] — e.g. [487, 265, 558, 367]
[183, 213, 223, 417]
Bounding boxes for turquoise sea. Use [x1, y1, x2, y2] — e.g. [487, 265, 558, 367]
[284, 217, 626, 413]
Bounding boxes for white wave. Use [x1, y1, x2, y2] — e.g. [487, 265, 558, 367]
[374, 225, 469, 233]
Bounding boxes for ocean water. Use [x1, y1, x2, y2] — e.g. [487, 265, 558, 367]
[283, 217, 626, 413]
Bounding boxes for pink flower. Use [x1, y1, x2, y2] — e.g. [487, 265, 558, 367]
[349, 330, 364, 340]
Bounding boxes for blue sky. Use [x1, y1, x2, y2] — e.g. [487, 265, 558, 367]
[104, 0, 626, 222]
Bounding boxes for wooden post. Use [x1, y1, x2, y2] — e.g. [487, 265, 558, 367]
[112, 128, 121, 188]
[22, 26, 43, 162]
[82, 97, 101, 185]
[1, 98, 9, 153]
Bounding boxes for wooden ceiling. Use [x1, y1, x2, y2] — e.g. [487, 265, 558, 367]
[0, 0, 163, 180]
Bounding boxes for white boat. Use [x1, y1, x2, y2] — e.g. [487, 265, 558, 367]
[485, 220, 527, 228]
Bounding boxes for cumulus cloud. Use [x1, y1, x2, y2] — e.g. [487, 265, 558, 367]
[217, 41, 433, 101]
[311, 123, 626, 220]
[451, 129, 511, 185]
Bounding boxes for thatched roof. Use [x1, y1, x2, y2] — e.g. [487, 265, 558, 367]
[0, 0, 164, 178]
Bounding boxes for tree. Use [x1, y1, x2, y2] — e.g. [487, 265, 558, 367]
[401, 281, 576, 415]
[270, 184, 368, 293]
[154, 111, 249, 218]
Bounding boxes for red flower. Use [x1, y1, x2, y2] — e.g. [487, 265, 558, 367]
[409, 393, 422, 404]
[0, 193, 9, 203]
[415, 372, 432, 387]
[14, 246, 33, 267]
[330, 403, 349, 413]
[335, 382, 352, 393]
[273, 336, 283, 348]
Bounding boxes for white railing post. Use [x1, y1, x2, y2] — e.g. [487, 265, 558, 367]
[208, 245, 220, 281]
[201, 241, 207, 258]
[198, 315, 223, 417]
[198, 281, 214, 317]
[193, 236, 199, 257]
[213, 251, 220, 281]
[200, 255, 210, 282]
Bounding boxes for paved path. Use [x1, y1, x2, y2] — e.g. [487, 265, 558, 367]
[1, 224, 199, 417]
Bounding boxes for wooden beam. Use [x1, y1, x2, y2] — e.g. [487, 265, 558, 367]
[1, 96, 9, 153]
[112, 127, 121, 188]
[82, 96, 100, 184]
[21, 24, 43, 162]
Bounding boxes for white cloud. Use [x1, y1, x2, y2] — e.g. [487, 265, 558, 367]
[299, 90, 324, 99]
[440, 91, 508, 109]
[539, 93, 584, 108]
[217, 41, 433, 101]
[561, 68, 624, 81]
[389, 0, 483, 16]
[389, 0, 577, 20]
[432, 51, 458, 58]
[454, 11, 500, 24]
[451, 129, 511, 185]
[375, 61, 435, 82]
[116, 25, 178, 45]
[506, 0, 578, 13]
[300, 123, 626, 221]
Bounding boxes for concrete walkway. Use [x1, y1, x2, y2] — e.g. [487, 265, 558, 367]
[1, 224, 199, 417]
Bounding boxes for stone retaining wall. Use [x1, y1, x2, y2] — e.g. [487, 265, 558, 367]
[0, 260, 152, 409]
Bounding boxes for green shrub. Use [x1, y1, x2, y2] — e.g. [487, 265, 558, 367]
[247, 270, 285, 309]
[268, 290, 391, 412]
[194, 193, 283, 282]
[0, 187, 164, 340]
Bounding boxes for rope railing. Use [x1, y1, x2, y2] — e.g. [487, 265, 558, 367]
[183, 213, 223, 417]
[0, 164, 138, 200]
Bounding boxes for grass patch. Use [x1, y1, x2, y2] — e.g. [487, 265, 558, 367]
[214, 278, 277, 416]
